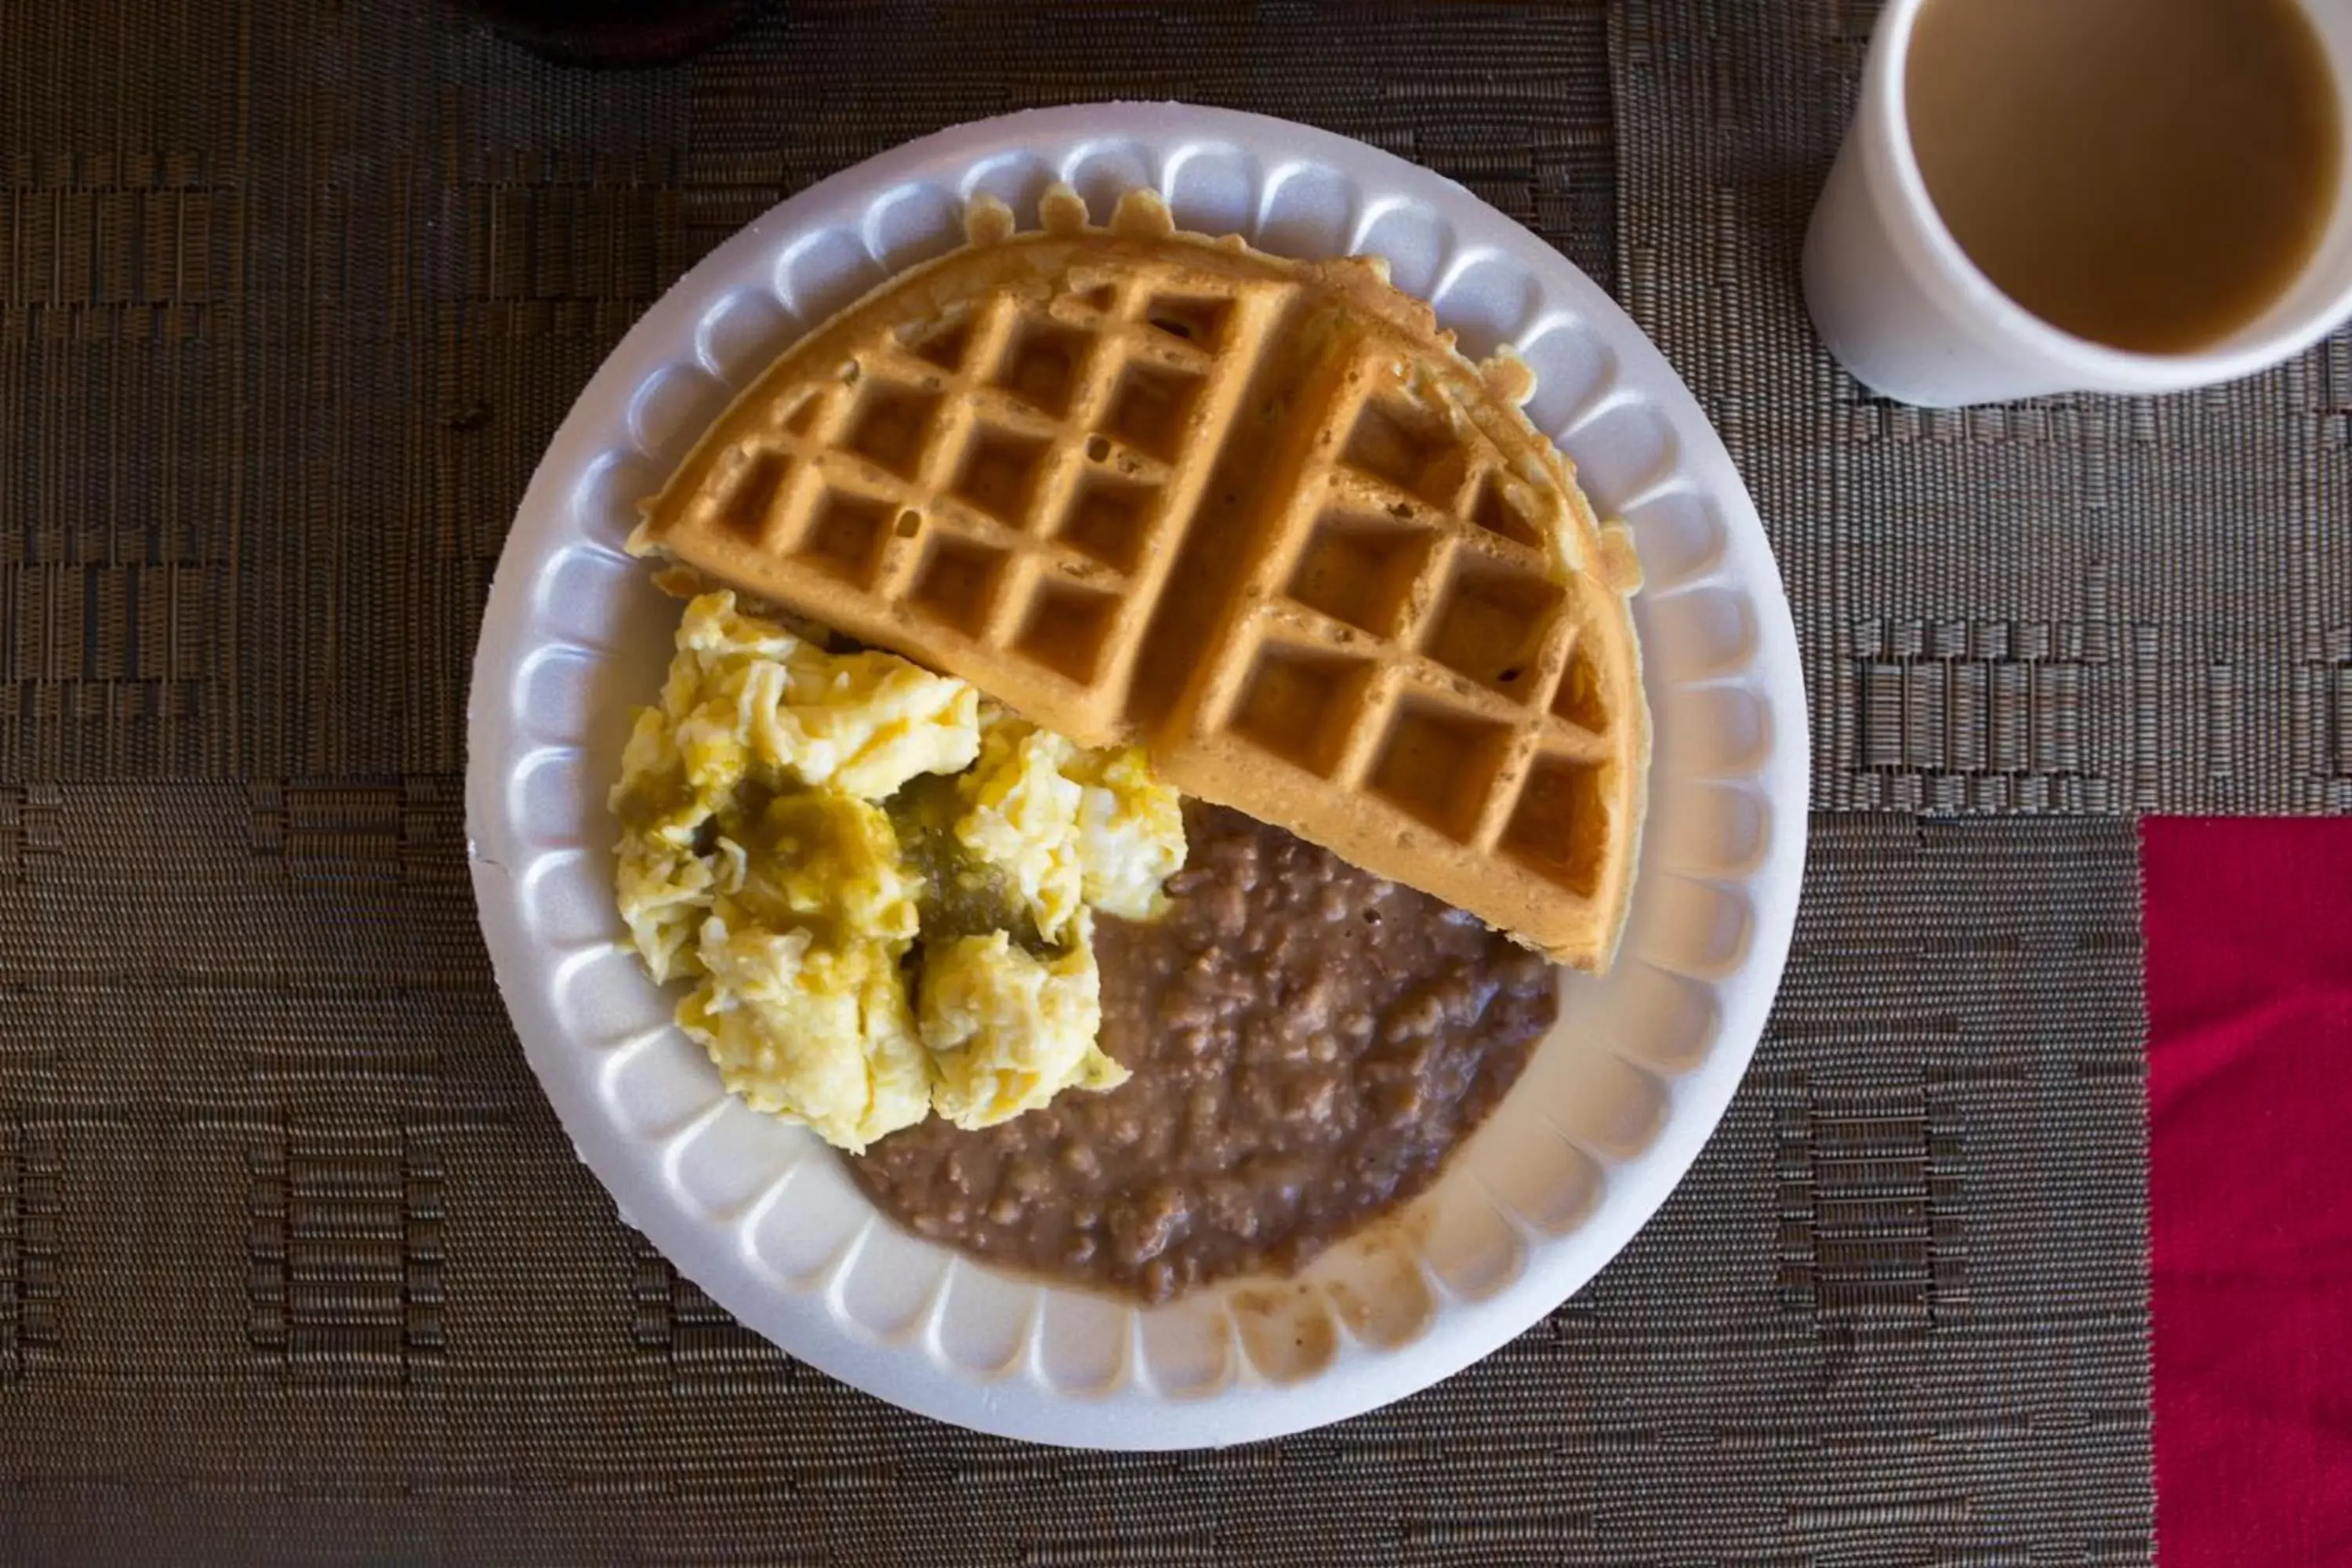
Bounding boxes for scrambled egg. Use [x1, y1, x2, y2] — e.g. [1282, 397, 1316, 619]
[920, 922, 1115, 1130]
[683, 924, 931, 1145]
[736, 793, 920, 943]
[611, 592, 1184, 1151]
[954, 713, 1190, 943]
[954, 718, 1091, 944]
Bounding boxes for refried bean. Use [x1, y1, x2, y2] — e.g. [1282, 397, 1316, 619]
[847, 804, 1559, 1305]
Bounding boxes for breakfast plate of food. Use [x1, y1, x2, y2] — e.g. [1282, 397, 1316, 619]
[466, 103, 1806, 1448]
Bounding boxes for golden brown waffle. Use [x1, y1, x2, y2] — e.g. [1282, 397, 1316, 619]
[632, 186, 1647, 971]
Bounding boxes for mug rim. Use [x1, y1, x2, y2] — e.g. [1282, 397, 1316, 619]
[1867, 0, 2352, 390]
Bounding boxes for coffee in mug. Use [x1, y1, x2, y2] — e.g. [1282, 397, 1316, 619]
[1905, 0, 2341, 355]
[1806, 0, 2352, 406]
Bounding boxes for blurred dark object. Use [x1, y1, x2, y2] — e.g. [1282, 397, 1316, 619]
[461, 0, 766, 67]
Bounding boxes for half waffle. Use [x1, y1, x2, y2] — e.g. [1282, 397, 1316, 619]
[632, 186, 1648, 971]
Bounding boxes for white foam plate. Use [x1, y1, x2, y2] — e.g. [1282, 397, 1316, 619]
[466, 103, 1807, 1449]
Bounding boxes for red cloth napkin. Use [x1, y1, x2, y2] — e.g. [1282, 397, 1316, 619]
[2147, 818, 2352, 1566]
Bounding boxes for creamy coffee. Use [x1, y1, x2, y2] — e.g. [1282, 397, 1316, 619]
[1907, 0, 2342, 354]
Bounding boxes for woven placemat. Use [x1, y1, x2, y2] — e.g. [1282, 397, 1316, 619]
[0, 792, 2150, 1565]
[0, 1, 2153, 1561]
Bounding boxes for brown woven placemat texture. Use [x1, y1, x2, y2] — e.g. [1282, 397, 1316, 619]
[0, 1, 2160, 1562]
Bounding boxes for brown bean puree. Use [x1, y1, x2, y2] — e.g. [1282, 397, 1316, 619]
[848, 804, 1558, 1304]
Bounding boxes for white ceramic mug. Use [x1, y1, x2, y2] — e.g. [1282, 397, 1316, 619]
[1802, 0, 2352, 408]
